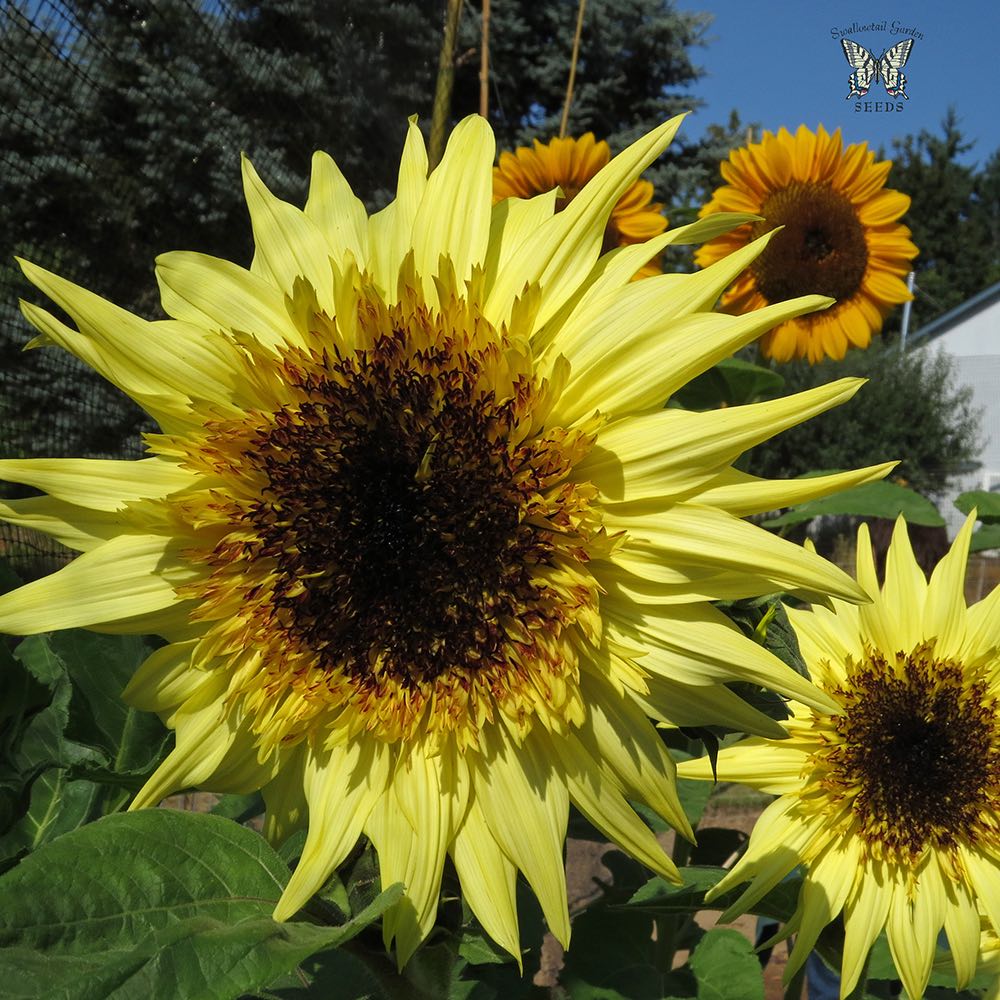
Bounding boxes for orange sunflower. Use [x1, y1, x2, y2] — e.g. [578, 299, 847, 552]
[695, 125, 918, 363]
[493, 133, 668, 278]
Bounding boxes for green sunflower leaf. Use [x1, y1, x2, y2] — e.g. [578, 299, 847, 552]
[954, 490, 1000, 522]
[626, 865, 726, 911]
[0, 630, 174, 866]
[670, 357, 785, 411]
[971, 523, 1000, 552]
[761, 479, 944, 528]
[0, 638, 48, 833]
[0, 809, 403, 1000]
[0, 636, 105, 866]
[688, 928, 764, 1000]
[48, 630, 171, 782]
[210, 790, 265, 823]
[560, 895, 699, 999]
[271, 948, 395, 999]
[627, 866, 801, 926]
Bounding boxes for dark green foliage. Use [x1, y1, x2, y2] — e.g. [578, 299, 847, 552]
[0, 808, 404, 1000]
[762, 480, 945, 529]
[955, 490, 1000, 552]
[222, 0, 441, 209]
[748, 339, 982, 500]
[885, 109, 1000, 333]
[0, 628, 169, 870]
[453, 0, 709, 150]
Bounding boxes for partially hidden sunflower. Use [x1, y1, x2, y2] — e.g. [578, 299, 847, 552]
[695, 125, 918, 364]
[0, 115, 892, 964]
[679, 516, 1000, 999]
[493, 132, 668, 278]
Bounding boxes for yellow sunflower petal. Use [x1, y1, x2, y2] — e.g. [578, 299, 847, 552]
[241, 156, 335, 313]
[368, 753, 460, 967]
[695, 463, 895, 517]
[121, 639, 202, 715]
[0, 534, 191, 634]
[783, 837, 857, 982]
[473, 728, 571, 947]
[261, 747, 307, 846]
[19, 261, 241, 425]
[156, 251, 297, 351]
[554, 731, 680, 882]
[841, 860, 892, 994]
[577, 378, 866, 503]
[485, 115, 684, 329]
[552, 294, 830, 425]
[451, 795, 521, 964]
[944, 875, 982, 989]
[304, 150, 370, 266]
[578, 671, 692, 839]
[412, 116, 494, 301]
[678, 740, 811, 795]
[368, 118, 428, 299]
[0, 456, 198, 511]
[483, 189, 559, 292]
[607, 503, 865, 604]
[274, 739, 391, 921]
[887, 862, 942, 1000]
[632, 673, 788, 738]
[0, 495, 124, 552]
[880, 515, 929, 652]
[129, 671, 239, 808]
[924, 513, 975, 655]
[602, 597, 839, 714]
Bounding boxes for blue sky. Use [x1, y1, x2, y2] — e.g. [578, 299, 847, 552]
[673, 0, 1000, 167]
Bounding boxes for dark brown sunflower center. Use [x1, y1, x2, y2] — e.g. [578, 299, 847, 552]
[242, 333, 567, 688]
[750, 182, 868, 303]
[828, 647, 1000, 858]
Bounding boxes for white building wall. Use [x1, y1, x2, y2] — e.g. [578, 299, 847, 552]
[923, 298, 1000, 357]
[920, 346, 1000, 536]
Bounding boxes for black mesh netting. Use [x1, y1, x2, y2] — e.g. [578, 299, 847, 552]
[1, 0, 439, 577]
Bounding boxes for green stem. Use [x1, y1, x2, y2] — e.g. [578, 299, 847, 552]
[428, 0, 464, 168]
[653, 914, 678, 972]
[653, 826, 697, 972]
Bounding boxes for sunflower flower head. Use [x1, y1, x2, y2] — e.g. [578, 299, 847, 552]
[695, 124, 918, 364]
[680, 516, 1000, 999]
[493, 132, 668, 277]
[1, 115, 891, 966]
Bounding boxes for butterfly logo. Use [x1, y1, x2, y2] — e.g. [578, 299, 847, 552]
[841, 38, 914, 99]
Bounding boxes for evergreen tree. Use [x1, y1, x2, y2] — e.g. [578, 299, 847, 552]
[223, 0, 442, 208]
[885, 110, 1000, 332]
[452, 0, 709, 151]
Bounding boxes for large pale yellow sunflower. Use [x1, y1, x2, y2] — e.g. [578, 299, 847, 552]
[695, 125, 918, 364]
[493, 132, 668, 278]
[0, 115, 890, 965]
[680, 516, 1000, 999]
